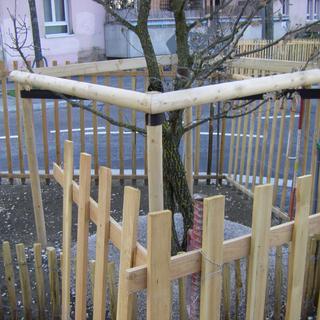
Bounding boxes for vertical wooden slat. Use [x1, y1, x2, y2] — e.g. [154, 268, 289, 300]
[219, 116, 226, 183]
[228, 109, 236, 178]
[2, 241, 17, 319]
[147, 210, 172, 320]
[34, 243, 45, 319]
[245, 111, 255, 189]
[223, 263, 231, 320]
[235, 259, 242, 320]
[22, 99, 47, 246]
[274, 246, 283, 320]
[131, 75, 137, 184]
[104, 76, 111, 168]
[93, 167, 112, 320]
[259, 100, 271, 184]
[178, 252, 188, 320]
[233, 114, 242, 182]
[285, 175, 312, 320]
[118, 77, 124, 185]
[184, 107, 193, 193]
[267, 100, 279, 183]
[239, 112, 249, 185]
[52, 60, 61, 164]
[92, 75, 99, 182]
[280, 100, 296, 209]
[302, 97, 311, 175]
[16, 243, 32, 320]
[61, 140, 74, 320]
[246, 184, 273, 320]
[79, 75, 85, 152]
[41, 94, 50, 184]
[47, 247, 61, 318]
[206, 105, 214, 184]
[65, 61, 73, 141]
[75, 153, 92, 320]
[200, 195, 225, 320]
[116, 186, 141, 320]
[1, 62, 13, 183]
[273, 100, 287, 203]
[107, 261, 118, 320]
[194, 105, 202, 183]
[13, 61, 25, 184]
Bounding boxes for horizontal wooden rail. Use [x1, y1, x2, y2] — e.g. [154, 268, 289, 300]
[125, 212, 320, 293]
[34, 55, 178, 77]
[53, 163, 147, 266]
[228, 57, 320, 73]
[10, 69, 320, 114]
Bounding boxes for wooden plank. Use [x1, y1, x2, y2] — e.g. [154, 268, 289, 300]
[219, 115, 226, 183]
[66, 61, 73, 141]
[184, 107, 193, 193]
[273, 100, 287, 203]
[227, 108, 236, 177]
[178, 252, 188, 320]
[2, 242, 17, 319]
[107, 262, 118, 320]
[75, 153, 92, 320]
[246, 184, 273, 320]
[16, 243, 32, 320]
[259, 100, 271, 184]
[33, 243, 45, 319]
[1, 63, 13, 183]
[22, 99, 47, 246]
[118, 77, 125, 185]
[93, 167, 112, 320]
[116, 187, 141, 320]
[61, 140, 74, 320]
[200, 196, 225, 320]
[13, 61, 25, 184]
[302, 97, 311, 175]
[79, 75, 85, 152]
[147, 211, 172, 320]
[194, 105, 202, 183]
[52, 61, 61, 165]
[285, 175, 312, 320]
[92, 75, 99, 182]
[239, 112, 249, 184]
[40, 94, 50, 184]
[223, 264, 231, 320]
[47, 247, 61, 318]
[233, 115, 242, 182]
[274, 246, 283, 320]
[267, 100, 279, 183]
[235, 259, 242, 320]
[104, 76, 111, 168]
[52, 163, 148, 266]
[131, 75, 137, 185]
[245, 112, 255, 188]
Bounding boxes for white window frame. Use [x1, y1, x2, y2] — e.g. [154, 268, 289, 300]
[44, 0, 70, 35]
[307, 0, 320, 20]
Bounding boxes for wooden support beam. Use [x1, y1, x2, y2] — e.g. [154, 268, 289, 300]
[22, 99, 47, 246]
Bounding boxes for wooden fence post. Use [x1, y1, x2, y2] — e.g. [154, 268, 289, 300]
[75, 153, 92, 320]
[16, 243, 32, 320]
[93, 167, 112, 320]
[285, 175, 312, 320]
[22, 99, 47, 246]
[200, 195, 225, 320]
[184, 107, 193, 194]
[246, 184, 273, 320]
[33, 243, 45, 319]
[61, 140, 74, 320]
[116, 186, 141, 320]
[146, 113, 164, 212]
[147, 210, 172, 320]
[2, 242, 17, 319]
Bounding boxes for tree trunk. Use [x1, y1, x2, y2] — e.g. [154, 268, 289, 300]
[28, 0, 43, 67]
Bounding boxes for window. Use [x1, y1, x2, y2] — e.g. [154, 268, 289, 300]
[307, 0, 320, 20]
[44, 0, 70, 35]
[282, 0, 289, 15]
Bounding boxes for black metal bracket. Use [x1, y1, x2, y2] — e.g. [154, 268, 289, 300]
[20, 89, 87, 100]
[145, 113, 166, 126]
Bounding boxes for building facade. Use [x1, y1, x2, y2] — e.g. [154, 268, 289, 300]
[0, 0, 318, 67]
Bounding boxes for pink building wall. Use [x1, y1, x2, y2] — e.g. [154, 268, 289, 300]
[0, 0, 106, 69]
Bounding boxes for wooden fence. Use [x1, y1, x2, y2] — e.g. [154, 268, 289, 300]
[0, 40, 320, 213]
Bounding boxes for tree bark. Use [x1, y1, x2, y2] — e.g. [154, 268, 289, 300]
[28, 0, 43, 67]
